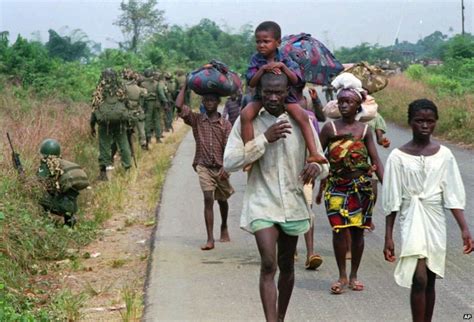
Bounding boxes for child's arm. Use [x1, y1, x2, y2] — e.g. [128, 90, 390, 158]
[384, 212, 397, 262]
[450, 209, 473, 254]
[271, 62, 299, 85]
[308, 88, 326, 122]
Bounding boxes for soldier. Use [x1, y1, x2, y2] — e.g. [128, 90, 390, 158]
[140, 68, 163, 144]
[37, 139, 89, 227]
[122, 68, 148, 150]
[157, 72, 172, 132]
[90, 68, 132, 180]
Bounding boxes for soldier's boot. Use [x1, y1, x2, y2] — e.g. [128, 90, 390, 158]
[98, 166, 108, 181]
[64, 215, 77, 228]
[142, 138, 150, 150]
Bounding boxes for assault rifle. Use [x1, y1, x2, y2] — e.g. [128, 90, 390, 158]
[6, 132, 24, 175]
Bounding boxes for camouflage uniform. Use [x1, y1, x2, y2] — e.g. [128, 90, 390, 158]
[141, 69, 162, 142]
[156, 74, 171, 132]
[165, 72, 178, 127]
[37, 141, 78, 227]
[122, 68, 148, 148]
[91, 69, 132, 179]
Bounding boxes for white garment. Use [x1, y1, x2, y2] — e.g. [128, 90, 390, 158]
[382, 146, 465, 288]
[223, 112, 329, 233]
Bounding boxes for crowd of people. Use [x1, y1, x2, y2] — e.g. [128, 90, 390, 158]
[35, 20, 473, 322]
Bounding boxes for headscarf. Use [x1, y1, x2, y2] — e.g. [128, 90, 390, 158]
[331, 73, 365, 102]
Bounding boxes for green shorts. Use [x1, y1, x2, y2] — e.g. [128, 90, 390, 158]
[250, 219, 310, 236]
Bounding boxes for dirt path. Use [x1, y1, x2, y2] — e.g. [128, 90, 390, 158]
[56, 119, 188, 321]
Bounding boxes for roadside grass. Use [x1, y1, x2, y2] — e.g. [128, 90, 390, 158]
[375, 74, 474, 145]
[0, 87, 139, 318]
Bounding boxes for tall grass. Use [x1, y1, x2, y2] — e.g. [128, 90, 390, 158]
[375, 74, 474, 144]
[0, 84, 130, 318]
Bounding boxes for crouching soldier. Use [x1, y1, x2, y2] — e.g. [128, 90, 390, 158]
[37, 139, 89, 227]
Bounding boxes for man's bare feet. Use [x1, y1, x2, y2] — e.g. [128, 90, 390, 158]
[220, 228, 230, 242]
[201, 240, 215, 250]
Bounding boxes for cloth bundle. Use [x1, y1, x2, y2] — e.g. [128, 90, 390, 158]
[280, 33, 344, 85]
[187, 60, 242, 96]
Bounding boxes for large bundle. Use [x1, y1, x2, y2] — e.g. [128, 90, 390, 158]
[280, 33, 344, 85]
[344, 61, 388, 94]
[187, 60, 241, 96]
[58, 160, 90, 192]
[323, 96, 378, 122]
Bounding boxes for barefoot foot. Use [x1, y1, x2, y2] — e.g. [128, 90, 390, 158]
[220, 228, 230, 242]
[200, 241, 215, 251]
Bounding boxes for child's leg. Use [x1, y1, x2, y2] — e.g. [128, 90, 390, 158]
[202, 191, 215, 250]
[240, 101, 262, 171]
[217, 199, 230, 242]
[286, 103, 327, 164]
[411, 258, 434, 322]
[331, 229, 349, 292]
[425, 268, 436, 322]
[240, 101, 262, 144]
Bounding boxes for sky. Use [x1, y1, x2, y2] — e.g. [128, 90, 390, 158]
[0, 0, 472, 50]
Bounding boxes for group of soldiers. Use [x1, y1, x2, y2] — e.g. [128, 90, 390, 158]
[90, 67, 186, 180]
[35, 67, 186, 227]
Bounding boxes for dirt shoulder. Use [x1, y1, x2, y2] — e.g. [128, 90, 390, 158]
[55, 119, 188, 321]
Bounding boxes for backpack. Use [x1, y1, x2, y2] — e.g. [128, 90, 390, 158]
[345, 62, 388, 94]
[59, 160, 89, 192]
[187, 60, 241, 96]
[95, 100, 132, 124]
[280, 33, 344, 85]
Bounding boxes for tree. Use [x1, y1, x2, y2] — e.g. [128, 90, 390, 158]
[45, 29, 91, 62]
[114, 0, 167, 53]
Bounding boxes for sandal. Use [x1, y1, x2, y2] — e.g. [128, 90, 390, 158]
[330, 281, 346, 295]
[348, 280, 364, 291]
[305, 254, 323, 270]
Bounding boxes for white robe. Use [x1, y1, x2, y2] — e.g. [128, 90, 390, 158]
[382, 146, 465, 288]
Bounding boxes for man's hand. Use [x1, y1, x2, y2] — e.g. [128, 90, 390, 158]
[383, 239, 396, 262]
[218, 168, 229, 180]
[91, 128, 96, 138]
[299, 163, 320, 184]
[264, 120, 292, 143]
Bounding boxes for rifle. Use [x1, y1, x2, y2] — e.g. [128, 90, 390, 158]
[6, 132, 24, 175]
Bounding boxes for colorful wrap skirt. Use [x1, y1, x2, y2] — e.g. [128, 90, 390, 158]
[324, 175, 374, 231]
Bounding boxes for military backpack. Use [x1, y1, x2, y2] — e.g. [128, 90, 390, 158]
[95, 97, 133, 124]
[58, 160, 89, 192]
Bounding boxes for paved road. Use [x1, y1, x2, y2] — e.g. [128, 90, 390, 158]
[144, 123, 474, 321]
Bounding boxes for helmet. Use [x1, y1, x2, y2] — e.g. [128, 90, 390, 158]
[144, 68, 154, 78]
[40, 139, 61, 157]
[101, 68, 116, 79]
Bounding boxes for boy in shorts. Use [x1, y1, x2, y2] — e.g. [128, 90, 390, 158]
[175, 81, 234, 251]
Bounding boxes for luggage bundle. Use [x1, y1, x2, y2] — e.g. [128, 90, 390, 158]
[344, 61, 388, 94]
[323, 72, 378, 122]
[187, 60, 242, 96]
[323, 96, 378, 122]
[280, 33, 344, 85]
[58, 160, 89, 192]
